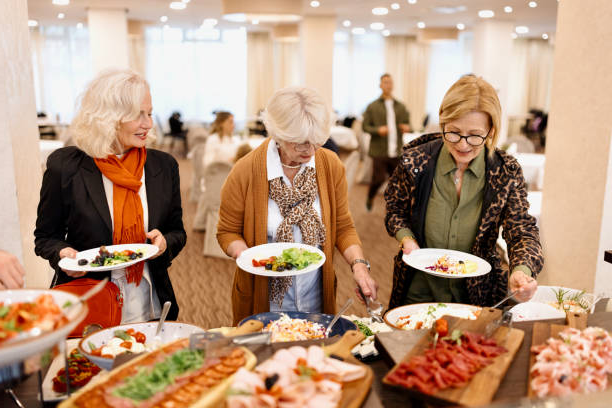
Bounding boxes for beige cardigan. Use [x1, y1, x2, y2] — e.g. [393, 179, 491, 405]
[217, 139, 362, 325]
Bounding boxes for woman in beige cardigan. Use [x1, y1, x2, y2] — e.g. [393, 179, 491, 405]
[217, 86, 378, 325]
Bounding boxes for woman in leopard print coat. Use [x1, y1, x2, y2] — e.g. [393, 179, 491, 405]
[385, 75, 543, 309]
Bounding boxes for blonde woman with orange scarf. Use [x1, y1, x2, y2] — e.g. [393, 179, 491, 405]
[35, 69, 186, 323]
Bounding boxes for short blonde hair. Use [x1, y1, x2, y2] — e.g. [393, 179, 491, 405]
[262, 86, 330, 146]
[70, 68, 153, 158]
[439, 74, 501, 153]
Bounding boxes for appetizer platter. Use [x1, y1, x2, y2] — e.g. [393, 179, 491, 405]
[403, 248, 491, 278]
[384, 302, 480, 331]
[236, 243, 325, 277]
[383, 308, 524, 406]
[58, 244, 159, 272]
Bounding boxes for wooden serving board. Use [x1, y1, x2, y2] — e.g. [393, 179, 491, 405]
[382, 308, 525, 407]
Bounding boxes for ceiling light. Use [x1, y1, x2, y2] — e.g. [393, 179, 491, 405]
[407, 0, 417, 4]
[222, 0, 302, 24]
[57, 13, 65, 19]
[342, 20, 351, 27]
[310, 0, 320, 7]
[352, 27, 365, 35]
[160, 15, 168, 22]
[252, 19, 259, 24]
[515, 25, 529, 34]
[372, 7, 389, 15]
[370, 22, 384, 30]
[203, 18, 218, 26]
[456, 23, 465, 30]
[182, 0, 191, 3]
[52, 0, 69, 5]
[169, 2, 187, 10]
[511, 32, 517, 39]
[529, 1, 537, 7]
[542, 33, 549, 40]
[28, 19, 38, 27]
[417, 21, 426, 29]
[478, 10, 494, 18]
[433, 6, 467, 14]
[76, 22, 83, 29]
[391, 3, 400, 10]
[382, 29, 390, 36]
[504, 6, 513, 13]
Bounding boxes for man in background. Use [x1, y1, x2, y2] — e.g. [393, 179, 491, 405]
[362, 73, 411, 211]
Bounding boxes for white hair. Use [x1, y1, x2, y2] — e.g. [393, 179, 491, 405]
[262, 86, 331, 145]
[70, 68, 154, 158]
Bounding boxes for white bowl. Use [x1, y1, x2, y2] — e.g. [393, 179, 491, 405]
[509, 301, 566, 322]
[78, 321, 205, 370]
[0, 289, 87, 367]
[530, 285, 595, 311]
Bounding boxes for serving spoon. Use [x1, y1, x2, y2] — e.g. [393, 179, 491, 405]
[325, 298, 353, 338]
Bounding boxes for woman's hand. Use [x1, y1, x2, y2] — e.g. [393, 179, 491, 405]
[59, 247, 87, 277]
[147, 229, 167, 259]
[227, 240, 248, 259]
[401, 236, 420, 255]
[352, 263, 379, 302]
[0, 250, 25, 289]
[509, 270, 537, 302]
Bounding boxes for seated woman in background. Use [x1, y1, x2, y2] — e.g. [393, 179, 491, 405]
[34, 68, 186, 323]
[203, 111, 242, 165]
[385, 74, 542, 309]
[217, 86, 379, 325]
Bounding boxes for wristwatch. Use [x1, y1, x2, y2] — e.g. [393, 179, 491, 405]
[350, 259, 371, 271]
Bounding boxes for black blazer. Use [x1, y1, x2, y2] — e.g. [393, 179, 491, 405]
[34, 147, 187, 320]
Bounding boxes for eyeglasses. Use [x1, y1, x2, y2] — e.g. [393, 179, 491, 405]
[442, 127, 491, 146]
[293, 141, 322, 152]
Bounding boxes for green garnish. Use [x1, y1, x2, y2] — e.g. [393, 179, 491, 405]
[441, 329, 463, 346]
[0, 306, 9, 318]
[297, 365, 316, 379]
[278, 248, 322, 270]
[354, 321, 374, 337]
[3, 319, 17, 331]
[62, 301, 73, 308]
[114, 330, 132, 341]
[89, 341, 97, 351]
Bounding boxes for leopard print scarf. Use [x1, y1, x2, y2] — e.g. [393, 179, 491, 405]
[268, 166, 326, 307]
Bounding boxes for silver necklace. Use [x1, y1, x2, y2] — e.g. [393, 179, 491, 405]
[454, 170, 461, 185]
[282, 162, 301, 169]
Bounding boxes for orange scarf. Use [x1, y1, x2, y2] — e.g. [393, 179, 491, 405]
[94, 147, 147, 285]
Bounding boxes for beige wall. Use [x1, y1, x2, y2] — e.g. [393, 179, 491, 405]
[540, 1, 612, 294]
[88, 8, 129, 74]
[300, 15, 336, 109]
[0, 0, 50, 288]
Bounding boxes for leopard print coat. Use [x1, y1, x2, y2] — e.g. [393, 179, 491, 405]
[385, 133, 543, 309]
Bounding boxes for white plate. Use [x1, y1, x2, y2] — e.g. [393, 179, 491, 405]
[0, 290, 87, 367]
[42, 339, 105, 402]
[384, 302, 481, 330]
[236, 243, 326, 277]
[402, 248, 491, 279]
[58, 244, 159, 272]
[508, 302, 566, 322]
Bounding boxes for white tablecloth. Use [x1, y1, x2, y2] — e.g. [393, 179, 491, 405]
[515, 153, 545, 190]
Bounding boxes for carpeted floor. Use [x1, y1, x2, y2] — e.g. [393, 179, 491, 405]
[168, 153, 397, 329]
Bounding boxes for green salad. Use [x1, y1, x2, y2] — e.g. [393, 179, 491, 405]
[279, 248, 322, 270]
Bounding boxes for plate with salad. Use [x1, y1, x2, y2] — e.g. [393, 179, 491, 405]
[236, 243, 326, 277]
[58, 244, 159, 272]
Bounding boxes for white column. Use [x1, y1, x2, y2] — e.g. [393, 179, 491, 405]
[539, 1, 612, 295]
[472, 20, 514, 145]
[87, 8, 129, 74]
[0, 0, 50, 287]
[300, 16, 336, 108]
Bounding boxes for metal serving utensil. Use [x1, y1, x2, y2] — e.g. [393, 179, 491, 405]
[357, 286, 384, 323]
[325, 298, 353, 338]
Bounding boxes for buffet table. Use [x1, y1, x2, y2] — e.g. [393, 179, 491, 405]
[3, 307, 612, 407]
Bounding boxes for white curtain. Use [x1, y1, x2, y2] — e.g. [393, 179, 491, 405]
[385, 35, 430, 132]
[273, 40, 301, 91]
[30, 25, 92, 122]
[246, 32, 274, 118]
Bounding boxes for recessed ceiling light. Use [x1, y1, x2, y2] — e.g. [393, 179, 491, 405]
[417, 21, 426, 29]
[504, 6, 513, 13]
[529, 1, 537, 7]
[511, 32, 518, 39]
[160, 15, 168, 22]
[407, 0, 417, 4]
[456, 23, 465, 30]
[352, 27, 366, 35]
[342, 20, 351, 27]
[478, 10, 495, 18]
[372, 7, 389, 15]
[542, 33, 549, 40]
[203, 18, 218, 26]
[310, 0, 320, 7]
[76, 22, 83, 29]
[252, 19, 259, 25]
[515, 25, 529, 34]
[57, 13, 65, 19]
[182, 0, 190, 3]
[382, 29, 390, 36]
[391, 3, 400, 10]
[370, 22, 385, 30]
[169, 2, 186, 10]
[28, 19, 38, 27]
[433, 6, 467, 14]
[52, 0, 69, 5]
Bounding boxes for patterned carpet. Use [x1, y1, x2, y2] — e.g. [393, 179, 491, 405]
[168, 153, 397, 329]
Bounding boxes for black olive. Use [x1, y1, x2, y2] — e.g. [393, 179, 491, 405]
[265, 263, 273, 270]
[129, 253, 137, 260]
[559, 374, 568, 383]
[286, 263, 294, 270]
[78, 259, 88, 266]
[459, 260, 464, 264]
[277, 266, 285, 272]
[265, 373, 279, 390]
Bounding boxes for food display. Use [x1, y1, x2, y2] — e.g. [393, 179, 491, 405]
[425, 255, 478, 276]
[251, 247, 323, 272]
[386, 327, 507, 395]
[0, 293, 68, 345]
[60, 339, 254, 408]
[394, 303, 479, 331]
[87, 328, 149, 358]
[530, 327, 612, 397]
[82, 245, 144, 267]
[345, 315, 393, 359]
[263, 313, 326, 342]
[51, 348, 101, 393]
[226, 345, 367, 407]
[548, 288, 591, 314]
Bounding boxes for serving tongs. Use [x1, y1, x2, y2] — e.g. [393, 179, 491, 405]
[484, 309, 514, 341]
[189, 320, 270, 357]
[357, 286, 384, 323]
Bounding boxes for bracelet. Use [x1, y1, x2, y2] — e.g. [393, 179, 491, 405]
[399, 235, 416, 249]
